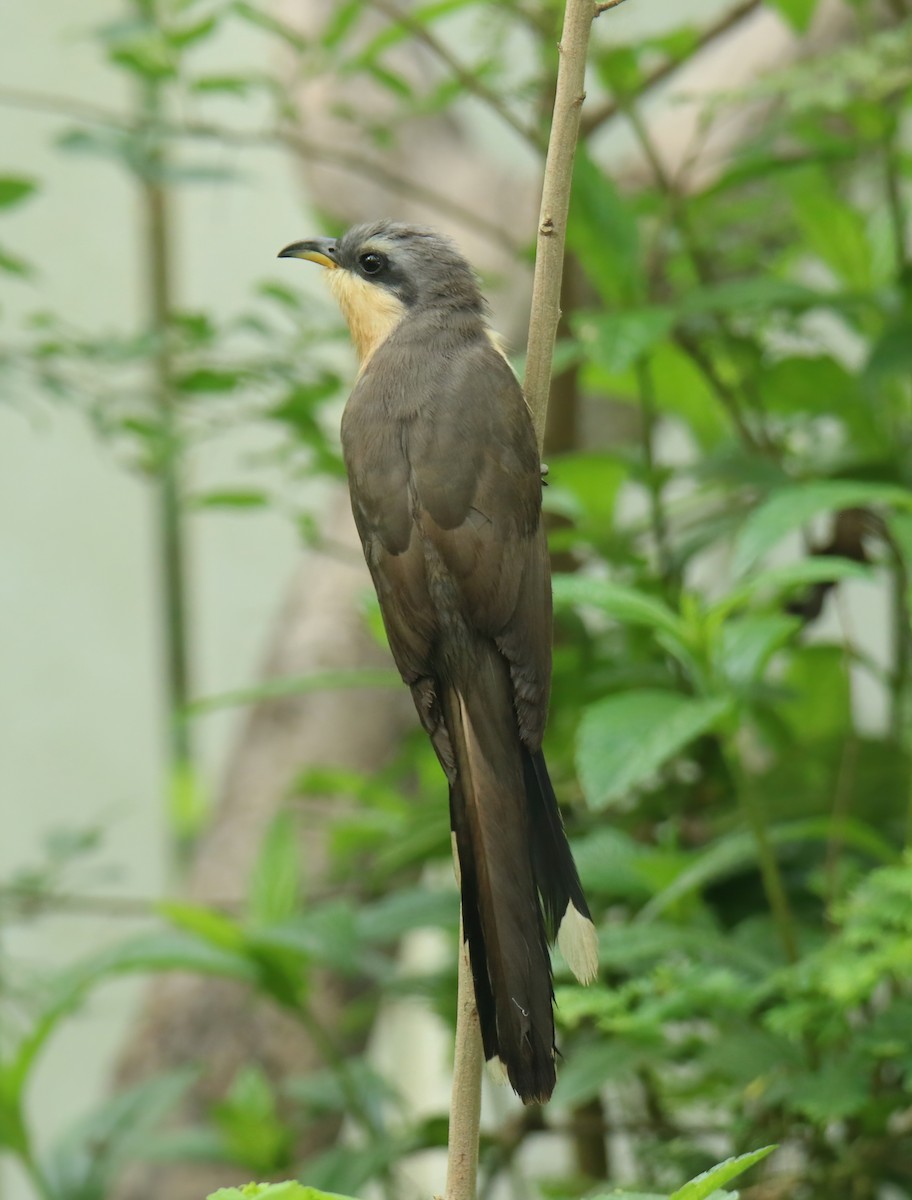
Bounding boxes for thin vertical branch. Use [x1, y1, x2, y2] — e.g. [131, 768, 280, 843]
[137, 56, 196, 873]
[724, 740, 799, 964]
[524, 0, 599, 454]
[445, 922, 484, 1200]
[635, 357, 675, 590]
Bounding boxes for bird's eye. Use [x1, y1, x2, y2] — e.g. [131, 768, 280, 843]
[359, 251, 386, 275]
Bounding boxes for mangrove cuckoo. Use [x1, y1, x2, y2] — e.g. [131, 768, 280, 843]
[278, 222, 597, 1104]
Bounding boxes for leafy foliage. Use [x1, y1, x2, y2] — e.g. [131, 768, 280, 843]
[3, 0, 912, 1199]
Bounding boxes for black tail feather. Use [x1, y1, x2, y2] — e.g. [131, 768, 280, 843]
[444, 664, 556, 1104]
[523, 748, 592, 939]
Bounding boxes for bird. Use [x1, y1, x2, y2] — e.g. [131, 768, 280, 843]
[279, 221, 597, 1104]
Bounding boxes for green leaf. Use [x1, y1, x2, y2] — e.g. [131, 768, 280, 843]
[229, 2, 307, 51]
[253, 902, 360, 974]
[757, 355, 860, 418]
[158, 901, 247, 951]
[574, 308, 675, 373]
[0, 176, 38, 210]
[676, 277, 825, 317]
[568, 146, 643, 304]
[177, 367, 242, 392]
[209, 1188, 356, 1200]
[190, 489, 268, 509]
[167, 14, 219, 48]
[716, 613, 799, 687]
[784, 1056, 870, 1122]
[732, 481, 912, 576]
[718, 556, 874, 614]
[887, 511, 912, 612]
[191, 73, 269, 95]
[546, 453, 627, 533]
[0, 244, 33, 277]
[589, 1194, 667, 1200]
[248, 812, 301, 926]
[552, 576, 687, 644]
[865, 321, 912, 378]
[767, 0, 818, 31]
[577, 691, 732, 809]
[784, 167, 874, 288]
[213, 1066, 292, 1172]
[639, 818, 898, 922]
[669, 1146, 776, 1200]
[357, 885, 457, 942]
[321, 0, 363, 48]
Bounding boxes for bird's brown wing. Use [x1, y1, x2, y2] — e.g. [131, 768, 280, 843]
[406, 340, 552, 748]
[342, 335, 550, 746]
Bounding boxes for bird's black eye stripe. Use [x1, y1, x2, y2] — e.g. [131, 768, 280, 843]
[359, 251, 386, 275]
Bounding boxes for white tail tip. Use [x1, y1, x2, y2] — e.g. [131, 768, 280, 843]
[557, 902, 599, 985]
[486, 1055, 510, 1087]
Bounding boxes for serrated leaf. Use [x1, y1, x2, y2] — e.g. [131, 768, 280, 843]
[208, 1181, 357, 1200]
[669, 1146, 776, 1200]
[784, 1056, 870, 1122]
[732, 481, 912, 576]
[716, 614, 799, 687]
[577, 691, 732, 809]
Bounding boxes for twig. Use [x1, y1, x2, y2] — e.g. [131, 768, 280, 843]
[635, 357, 675, 589]
[0, 87, 520, 253]
[595, 0, 629, 11]
[582, 0, 764, 135]
[674, 328, 761, 452]
[723, 739, 799, 964]
[523, 0, 598, 452]
[445, 921, 484, 1200]
[137, 60, 197, 874]
[366, 0, 543, 149]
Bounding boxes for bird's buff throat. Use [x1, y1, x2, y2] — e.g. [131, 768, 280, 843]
[326, 269, 407, 373]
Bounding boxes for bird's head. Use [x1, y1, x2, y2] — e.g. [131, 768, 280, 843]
[278, 221, 485, 366]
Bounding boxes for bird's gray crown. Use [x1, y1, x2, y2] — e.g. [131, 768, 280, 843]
[332, 221, 485, 314]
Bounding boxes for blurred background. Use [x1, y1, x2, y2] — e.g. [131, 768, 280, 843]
[2, 1, 912, 1199]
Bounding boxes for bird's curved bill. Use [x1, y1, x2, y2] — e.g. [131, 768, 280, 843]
[277, 238, 339, 269]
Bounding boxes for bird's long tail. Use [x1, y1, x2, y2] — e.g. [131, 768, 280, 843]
[443, 650, 597, 1104]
